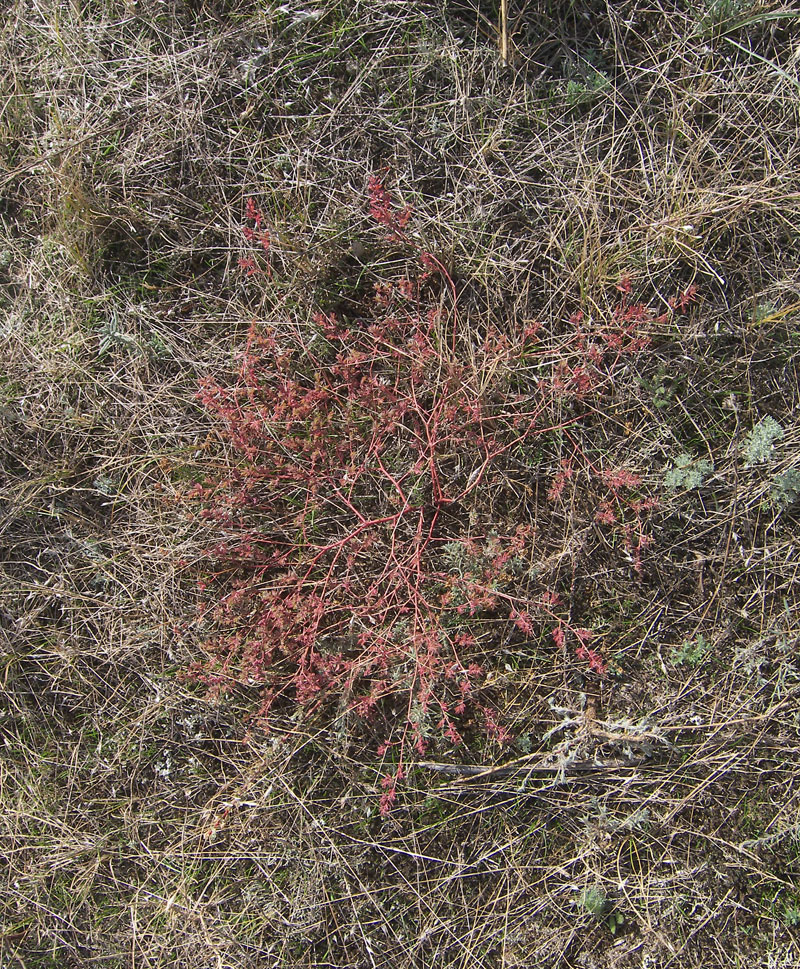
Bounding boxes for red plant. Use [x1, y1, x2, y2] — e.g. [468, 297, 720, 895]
[368, 175, 412, 239]
[183, 186, 682, 809]
[239, 197, 272, 276]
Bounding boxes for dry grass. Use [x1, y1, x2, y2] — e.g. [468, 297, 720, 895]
[1, 1, 799, 966]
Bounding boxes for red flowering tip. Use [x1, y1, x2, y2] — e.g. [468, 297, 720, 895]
[245, 197, 263, 229]
[604, 468, 642, 491]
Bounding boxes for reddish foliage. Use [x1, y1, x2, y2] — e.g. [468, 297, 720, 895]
[182, 190, 691, 806]
[368, 176, 413, 240]
[241, 198, 272, 275]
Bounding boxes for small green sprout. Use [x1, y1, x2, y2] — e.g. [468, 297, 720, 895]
[608, 911, 625, 935]
[672, 634, 712, 667]
[663, 452, 714, 490]
[579, 886, 608, 917]
[742, 416, 784, 467]
[772, 468, 800, 508]
[784, 903, 800, 927]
